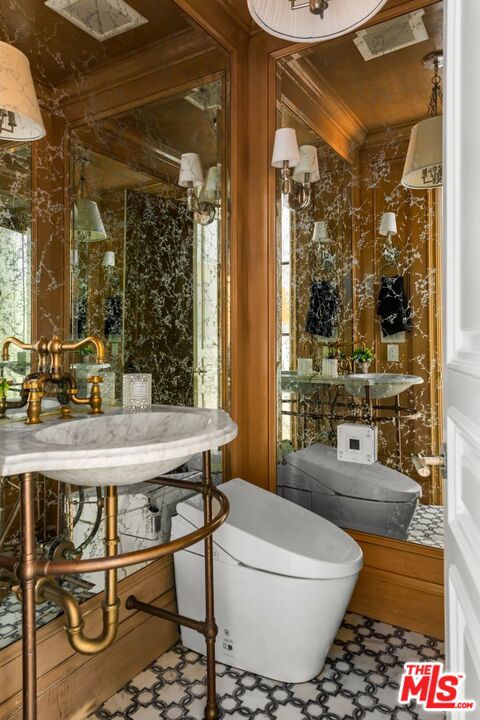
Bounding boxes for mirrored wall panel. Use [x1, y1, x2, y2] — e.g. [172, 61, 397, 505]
[0, 0, 230, 651]
[276, 2, 444, 550]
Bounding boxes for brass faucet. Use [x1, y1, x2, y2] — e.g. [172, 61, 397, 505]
[1, 334, 106, 425]
[26, 335, 106, 425]
[0, 336, 50, 419]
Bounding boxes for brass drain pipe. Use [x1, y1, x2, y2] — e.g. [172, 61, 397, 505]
[37, 486, 120, 655]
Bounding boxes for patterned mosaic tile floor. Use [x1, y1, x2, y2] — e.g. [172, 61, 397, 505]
[406, 505, 444, 550]
[93, 613, 445, 720]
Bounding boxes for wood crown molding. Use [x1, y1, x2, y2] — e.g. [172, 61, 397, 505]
[214, 0, 255, 35]
[55, 27, 218, 110]
[280, 56, 367, 161]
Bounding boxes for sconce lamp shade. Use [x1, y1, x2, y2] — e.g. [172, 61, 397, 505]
[102, 251, 116, 268]
[379, 212, 397, 236]
[201, 164, 221, 202]
[312, 220, 330, 243]
[74, 198, 107, 241]
[272, 128, 300, 168]
[293, 145, 320, 183]
[0, 41, 46, 141]
[179, 153, 204, 188]
[247, 0, 388, 43]
[401, 115, 443, 189]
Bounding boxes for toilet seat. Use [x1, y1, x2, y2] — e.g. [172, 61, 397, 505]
[175, 478, 363, 581]
[281, 443, 421, 502]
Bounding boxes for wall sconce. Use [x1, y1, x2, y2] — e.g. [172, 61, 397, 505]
[379, 211, 400, 265]
[74, 156, 107, 242]
[313, 220, 335, 269]
[312, 220, 330, 244]
[0, 41, 46, 141]
[272, 130, 319, 212]
[199, 164, 222, 222]
[291, 145, 320, 211]
[102, 251, 115, 269]
[179, 153, 216, 226]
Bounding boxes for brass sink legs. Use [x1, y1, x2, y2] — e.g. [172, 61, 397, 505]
[2, 453, 229, 720]
[127, 450, 221, 720]
[19, 472, 37, 720]
[203, 451, 219, 720]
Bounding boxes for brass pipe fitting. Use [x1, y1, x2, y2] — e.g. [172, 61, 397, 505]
[36, 486, 119, 655]
[68, 375, 104, 415]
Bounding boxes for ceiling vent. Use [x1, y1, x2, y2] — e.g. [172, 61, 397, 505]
[44, 0, 148, 42]
[354, 9, 428, 61]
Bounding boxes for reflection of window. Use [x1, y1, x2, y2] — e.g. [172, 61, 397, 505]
[0, 226, 31, 349]
[194, 221, 220, 410]
[281, 204, 292, 442]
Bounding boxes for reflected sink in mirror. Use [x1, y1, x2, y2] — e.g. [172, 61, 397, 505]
[281, 371, 343, 395]
[342, 374, 424, 400]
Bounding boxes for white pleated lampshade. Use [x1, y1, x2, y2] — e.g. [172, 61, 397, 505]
[401, 115, 443, 189]
[293, 145, 320, 183]
[272, 128, 300, 168]
[312, 220, 330, 243]
[74, 199, 107, 242]
[0, 41, 46, 141]
[379, 212, 397, 236]
[247, 0, 388, 43]
[179, 153, 204, 188]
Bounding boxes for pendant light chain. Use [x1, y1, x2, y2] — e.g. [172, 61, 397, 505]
[428, 57, 443, 118]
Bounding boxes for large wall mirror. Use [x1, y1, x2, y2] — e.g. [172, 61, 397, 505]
[0, 0, 230, 652]
[276, 2, 444, 551]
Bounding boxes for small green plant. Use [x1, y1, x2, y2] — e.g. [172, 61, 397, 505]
[79, 345, 95, 357]
[351, 347, 375, 364]
[0, 378, 10, 399]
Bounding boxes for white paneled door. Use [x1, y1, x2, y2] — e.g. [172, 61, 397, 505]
[444, 0, 480, 715]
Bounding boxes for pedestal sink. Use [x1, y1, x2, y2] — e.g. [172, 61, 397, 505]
[0, 404, 238, 720]
[0, 405, 238, 485]
[342, 373, 423, 400]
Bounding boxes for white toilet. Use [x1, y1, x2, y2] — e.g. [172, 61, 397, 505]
[278, 443, 422, 540]
[172, 479, 363, 683]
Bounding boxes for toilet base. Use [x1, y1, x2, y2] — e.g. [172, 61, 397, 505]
[173, 537, 359, 683]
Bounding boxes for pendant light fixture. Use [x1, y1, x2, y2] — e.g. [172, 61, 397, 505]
[247, 0, 388, 43]
[402, 51, 443, 190]
[74, 156, 107, 242]
[0, 41, 46, 141]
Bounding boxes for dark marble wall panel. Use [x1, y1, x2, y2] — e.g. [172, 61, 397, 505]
[124, 191, 195, 406]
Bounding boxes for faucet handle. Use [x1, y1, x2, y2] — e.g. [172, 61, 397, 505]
[87, 376, 104, 415]
[25, 379, 44, 425]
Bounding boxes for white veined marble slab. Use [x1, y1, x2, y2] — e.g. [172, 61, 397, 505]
[0, 405, 238, 486]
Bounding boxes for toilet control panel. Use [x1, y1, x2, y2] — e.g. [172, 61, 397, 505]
[337, 423, 378, 465]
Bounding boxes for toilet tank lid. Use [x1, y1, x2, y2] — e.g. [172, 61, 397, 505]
[175, 479, 363, 580]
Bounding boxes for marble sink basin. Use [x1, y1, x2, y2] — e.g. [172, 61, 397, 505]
[342, 374, 423, 400]
[0, 406, 237, 487]
[281, 372, 343, 395]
